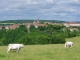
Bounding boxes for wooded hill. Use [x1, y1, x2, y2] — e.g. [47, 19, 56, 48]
[0, 20, 65, 24]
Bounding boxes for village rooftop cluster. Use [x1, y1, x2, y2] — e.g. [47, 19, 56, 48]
[0, 20, 80, 31]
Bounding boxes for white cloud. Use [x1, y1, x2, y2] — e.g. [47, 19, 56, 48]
[70, 0, 79, 2]
[26, 0, 31, 4]
[0, 0, 80, 21]
[68, 8, 77, 12]
[46, 0, 53, 3]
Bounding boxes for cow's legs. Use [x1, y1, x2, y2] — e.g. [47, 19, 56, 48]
[7, 48, 11, 53]
[65, 43, 67, 48]
[16, 48, 20, 52]
[17, 47, 21, 52]
[70, 44, 72, 48]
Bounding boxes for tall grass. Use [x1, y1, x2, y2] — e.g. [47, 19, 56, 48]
[0, 36, 80, 60]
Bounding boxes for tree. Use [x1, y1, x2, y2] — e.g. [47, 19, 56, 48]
[38, 26, 46, 31]
[30, 25, 38, 32]
[46, 24, 54, 34]
[18, 35, 34, 45]
[51, 33, 65, 44]
[18, 25, 28, 33]
[35, 35, 49, 44]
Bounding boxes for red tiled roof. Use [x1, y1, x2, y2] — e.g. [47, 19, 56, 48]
[10, 24, 20, 29]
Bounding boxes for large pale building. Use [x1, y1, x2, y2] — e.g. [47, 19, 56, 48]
[63, 22, 80, 27]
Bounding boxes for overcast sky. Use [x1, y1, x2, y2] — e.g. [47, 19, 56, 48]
[0, 0, 80, 21]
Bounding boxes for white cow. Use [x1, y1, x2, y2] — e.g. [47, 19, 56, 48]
[7, 44, 24, 53]
[65, 42, 73, 48]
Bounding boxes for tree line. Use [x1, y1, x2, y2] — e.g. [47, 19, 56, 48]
[0, 24, 80, 45]
[0, 20, 65, 24]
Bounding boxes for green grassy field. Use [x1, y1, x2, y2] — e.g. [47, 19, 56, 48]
[0, 36, 80, 60]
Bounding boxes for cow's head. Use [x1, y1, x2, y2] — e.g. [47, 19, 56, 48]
[20, 44, 24, 48]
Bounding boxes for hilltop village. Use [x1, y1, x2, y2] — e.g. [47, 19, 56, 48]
[0, 20, 80, 31]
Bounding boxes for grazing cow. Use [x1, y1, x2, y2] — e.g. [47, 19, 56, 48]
[7, 44, 24, 53]
[65, 42, 73, 48]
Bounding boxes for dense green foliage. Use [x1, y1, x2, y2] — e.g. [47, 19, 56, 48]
[0, 24, 80, 45]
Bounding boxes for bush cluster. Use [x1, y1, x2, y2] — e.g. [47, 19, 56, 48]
[0, 24, 79, 45]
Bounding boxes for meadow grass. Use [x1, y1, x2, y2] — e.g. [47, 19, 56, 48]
[0, 36, 80, 60]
